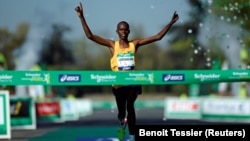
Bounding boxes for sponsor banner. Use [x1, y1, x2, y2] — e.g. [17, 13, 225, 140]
[0, 70, 249, 85]
[36, 101, 63, 123]
[163, 97, 250, 122]
[92, 101, 117, 109]
[75, 99, 93, 117]
[0, 90, 11, 139]
[10, 96, 36, 130]
[201, 97, 250, 122]
[190, 70, 250, 83]
[60, 99, 79, 121]
[135, 100, 164, 108]
[164, 97, 201, 119]
[92, 100, 163, 109]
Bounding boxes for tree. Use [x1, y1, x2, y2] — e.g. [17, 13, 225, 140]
[40, 24, 74, 69]
[212, 0, 250, 65]
[0, 23, 29, 70]
[168, 0, 210, 70]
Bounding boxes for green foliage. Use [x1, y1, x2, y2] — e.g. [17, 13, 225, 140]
[213, 0, 250, 29]
[0, 23, 29, 70]
[40, 24, 74, 69]
[212, 0, 250, 65]
[135, 43, 176, 71]
[171, 38, 193, 52]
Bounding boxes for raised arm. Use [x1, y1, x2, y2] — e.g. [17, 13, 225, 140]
[75, 2, 113, 47]
[134, 11, 179, 48]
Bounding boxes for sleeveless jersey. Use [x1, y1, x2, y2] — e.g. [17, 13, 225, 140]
[110, 41, 136, 88]
[110, 41, 136, 71]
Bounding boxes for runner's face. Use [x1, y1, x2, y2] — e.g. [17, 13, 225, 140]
[117, 24, 130, 40]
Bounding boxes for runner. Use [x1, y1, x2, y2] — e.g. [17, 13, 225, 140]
[75, 2, 179, 141]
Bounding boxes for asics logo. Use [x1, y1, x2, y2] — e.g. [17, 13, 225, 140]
[163, 74, 184, 81]
[59, 74, 81, 82]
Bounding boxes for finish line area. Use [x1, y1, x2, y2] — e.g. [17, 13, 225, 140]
[0, 70, 249, 85]
[0, 70, 250, 140]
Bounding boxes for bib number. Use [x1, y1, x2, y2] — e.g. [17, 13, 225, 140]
[117, 53, 135, 70]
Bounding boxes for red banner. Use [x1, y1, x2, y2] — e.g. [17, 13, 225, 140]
[36, 102, 60, 116]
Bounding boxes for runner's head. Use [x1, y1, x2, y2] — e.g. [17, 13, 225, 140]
[116, 21, 130, 40]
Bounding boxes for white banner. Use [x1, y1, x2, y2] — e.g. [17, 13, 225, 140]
[0, 90, 11, 139]
[164, 97, 201, 120]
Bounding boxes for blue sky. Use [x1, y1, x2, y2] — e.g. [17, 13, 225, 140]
[0, 0, 190, 40]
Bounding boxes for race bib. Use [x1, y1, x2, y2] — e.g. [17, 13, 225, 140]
[117, 52, 135, 70]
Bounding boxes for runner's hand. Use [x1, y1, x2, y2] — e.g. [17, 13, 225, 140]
[75, 2, 83, 17]
[171, 11, 179, 24]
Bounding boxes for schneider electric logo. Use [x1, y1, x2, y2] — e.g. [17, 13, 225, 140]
[162, 74, 185, 82]
[59, 74, 81, 82]
[90, 74, 117, 83]
[194, 73, 220, 81]
[0, 74, 13, 82]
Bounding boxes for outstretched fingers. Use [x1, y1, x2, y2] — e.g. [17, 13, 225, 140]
[75, 2, 83, 12]
[174, 11, 178, 17]
[80, 2, 83, 9]
[171, 11, 179, 23]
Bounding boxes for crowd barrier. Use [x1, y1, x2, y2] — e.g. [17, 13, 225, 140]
[0, 90, 93, 140]
[164, 96, 250, 123]
[2, 91, 250, 140]
[0, 90, 11, 139]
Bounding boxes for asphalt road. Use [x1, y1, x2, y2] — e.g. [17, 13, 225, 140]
[5, 108, 250, 141]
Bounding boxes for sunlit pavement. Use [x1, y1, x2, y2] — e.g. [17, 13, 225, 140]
[8, 108, 250, 141]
